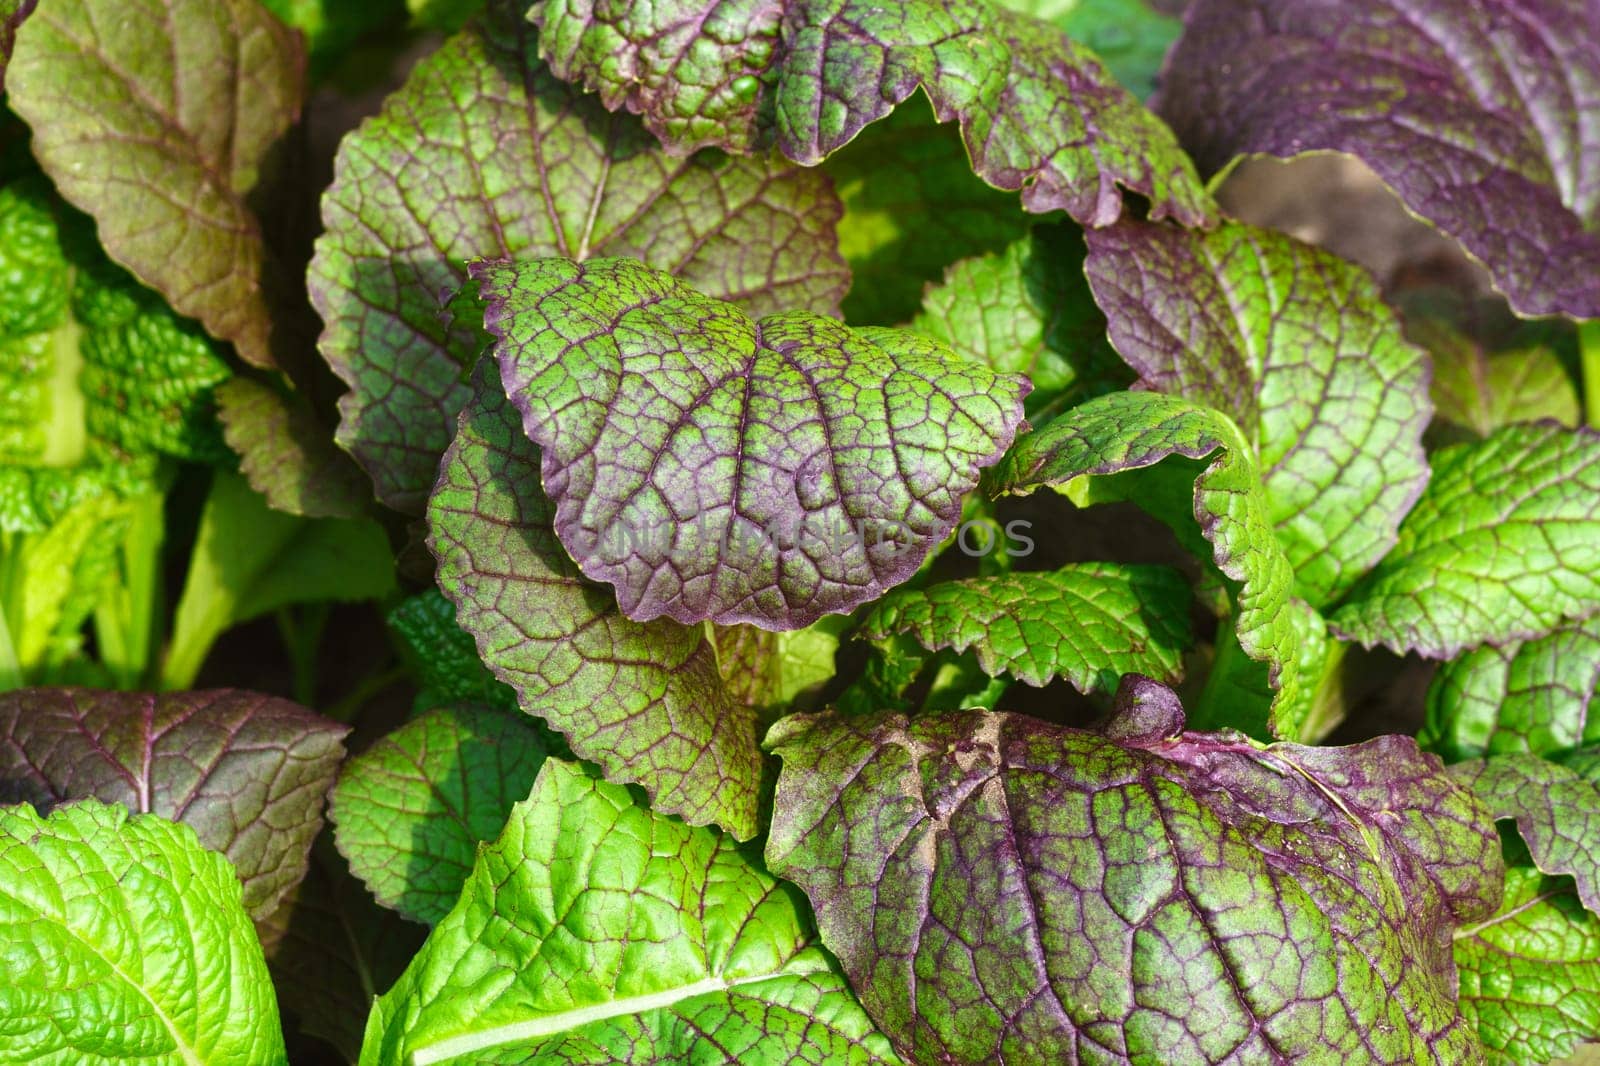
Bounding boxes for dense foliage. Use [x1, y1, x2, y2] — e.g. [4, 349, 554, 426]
[1, 0, 1598, 1062]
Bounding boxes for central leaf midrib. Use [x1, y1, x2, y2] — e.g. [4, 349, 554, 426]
[408, 965, 820, 1065]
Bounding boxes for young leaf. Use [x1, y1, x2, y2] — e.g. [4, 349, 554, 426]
[1455, 867, 1600, 1066]
[764, 678, 1502, 1064]
[0, 687, 348, 919]
[991, 390, 1308, 732]
[475, 256, 1029, 629]
[258, 841, 428, 1065]
[330, 704, 549, 925]
[826, 104, 1030, 326]
[163, 471, 397, 690]
[0, 799, 288, 1065]
[529, 0, 1215, 226]
[1331, 424, 1600, 658]
[309, 0, 847, 513]
[360, 759, 897, 1065]
[216, 377, 373, 520]
[1158, 0, 1600, 319]
[1083, 219, 1431, 606]
[855, 563, 1193, 693]
[913, 224, 1129, 415]
[712, 620, 842, 714]
[1416, 316, 1583, 441]
[7, 0, 306, 368]
[427, 361, 762, 837]
[1423, 616, 1600, 761]
[1450, 753, 1600, 917]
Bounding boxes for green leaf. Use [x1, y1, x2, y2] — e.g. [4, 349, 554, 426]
[1415, 315, 1583, 441]
[0, 687, 348, 920]
[1083, 219, 1432, 606]
[0, 799, 287, 1065]
[1332, 424, 1600, 658]
[0, 174, 231, 469]
[912, 223, 1129, 415]
[992, 390, 1308, 735]
[999, 0, 1180, 99]
[529, 0, 1215, 228]
[856, 562, 1193, 693]
[1423, 615, 1600, 762]
[428, 362, 762, 837]
[8, 0, 306, 369]
[1455, 868, 1600, 1066]
[258, 840, 428, 1065]
[163, 471, 397, 690]
[1450, 753, 1600, 918]
[387, 589, 518, 714]
[474, 255, 1029, 629]
[360, 759, 898, 1065]
[216, 377, 373, 520]
[824, 103, 1029, 326]
[764, 680, 1503, 1064]
[309, 0, 848, 513]
[330, 704, 549, 925]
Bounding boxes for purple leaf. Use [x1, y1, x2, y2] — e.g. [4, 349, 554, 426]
[766, 677, 1503, 1062]
[8, 0, 307, 368]
[0, 687, 348, 919]
[474, 256, 1030, 629]
[530, 0, 1216, 227]
[1158, 0, 1600, 319]
[310, 0, 847, 514]
[216, 377, 373, 520]
[427, 361, 763, 837]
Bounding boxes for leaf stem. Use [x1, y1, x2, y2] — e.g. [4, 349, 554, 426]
[1581, 320, 1600, 429]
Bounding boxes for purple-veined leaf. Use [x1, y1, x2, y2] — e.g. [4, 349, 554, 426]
[427, 361, 762, 837]
[1423, 615, 1600, 761]
[765, 676, 1503, 1064]
[1331, 423, 1600, 658]
[309, 0, 847, 514]
[530, 0, 1215, 226]
[474, 256, 1029, 629]
[216, 378, 373, 520]
[7, 0, 306, 369]
[360, 758, 898, 1064]
[855, 563, 1193, 693]
[990, 389, 1316, 735]
[330, 703, 549, 925]
[1158, 0, 1600, 319]
[0, 687, 348, 919]
[1450, 751, 1600, 917]
[1083, 219, 1432, 606]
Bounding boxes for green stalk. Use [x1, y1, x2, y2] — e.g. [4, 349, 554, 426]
[1581, 320, 1600, 429]
[94, 491, 166, 688]
[0, 601, 21, 691]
